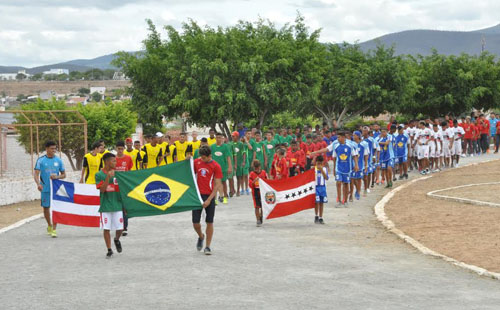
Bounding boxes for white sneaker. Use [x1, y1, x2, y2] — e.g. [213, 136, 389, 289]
[471, 154, 474, 157]
[455, 163, 459, 167]
[367, 188, 371, 193]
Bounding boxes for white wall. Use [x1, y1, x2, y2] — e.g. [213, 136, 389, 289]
[0, 171, 80, 206]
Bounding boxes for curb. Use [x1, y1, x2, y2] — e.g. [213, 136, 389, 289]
[427, 182, 500, 208]
[374, 158, 500, 280]
[0, 214, 43, 235]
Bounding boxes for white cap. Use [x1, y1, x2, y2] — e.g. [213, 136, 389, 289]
[155, 132, 164, 138]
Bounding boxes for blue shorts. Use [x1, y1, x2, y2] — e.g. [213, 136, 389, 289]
[351, 171, 364, 179]
[41, 191, 50, 208]
[380, 159, 394, 170]
[315, 186, 328, 203]
[335, 173, 351, 184]
[395, 156, 407, 164]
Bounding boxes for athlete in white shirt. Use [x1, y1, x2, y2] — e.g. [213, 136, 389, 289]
[441, 122, 455, 168]
[451, 119, 465, 167]
[430, 123, 443, 172]
[415, 122, 432, 174]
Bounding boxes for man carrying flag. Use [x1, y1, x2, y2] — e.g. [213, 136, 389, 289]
[96, 153, 124, 259]
[193, 146, 222, 255]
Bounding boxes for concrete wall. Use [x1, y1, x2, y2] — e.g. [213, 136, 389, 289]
[0, 171, 80, 206]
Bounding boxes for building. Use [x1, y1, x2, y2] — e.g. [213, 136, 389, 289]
[112, 71, 128, 80]
[39, 91, 57, 100]
[66, 97, 88, 106]
[0, 70, 31, 81]
[90, 87, 106, 95]
[42, 68, 69, 75]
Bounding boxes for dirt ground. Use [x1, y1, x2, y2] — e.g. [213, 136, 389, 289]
[0, 80, 130, 97]
[385, 160, 500, 273]
[0, 200, 42, 229]
[438, 184, 500, 204]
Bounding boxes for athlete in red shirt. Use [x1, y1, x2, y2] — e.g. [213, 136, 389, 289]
[286, 140, 305, 177]
[249, 160, 268, 226]
[271, 148, 289, 180]
[193, 146, 223, 255]
[115, 141, 132, 235]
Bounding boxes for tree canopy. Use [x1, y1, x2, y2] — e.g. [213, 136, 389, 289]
[114, 15, 500, 132]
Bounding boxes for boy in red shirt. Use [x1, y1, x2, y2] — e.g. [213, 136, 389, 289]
[287, 140, 305, 177]
[193, 146, 223, 255]
[249, 160, 267, 227]
[271, 148, 288, 180]
[115, 140, 132, 236]
[304, 134, 315, 170]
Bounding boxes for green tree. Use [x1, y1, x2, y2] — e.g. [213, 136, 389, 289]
[14, 99, 137, 170]
[78, 88, 90, 96]
[114, 14, 325, 135]
[30, 73, 43, 81]
[398, 51, 500, 117]
[91, 91, 102, 102]
[16, 73, 27, 80]
[314, 44, 409, 127]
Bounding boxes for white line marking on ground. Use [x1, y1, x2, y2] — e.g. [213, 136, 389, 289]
[427, 182, 500, 207]
[374, 159, 500, 280]
[0, 214, 43, 235]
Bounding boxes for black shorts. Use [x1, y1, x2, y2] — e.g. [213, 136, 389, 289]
[253, 188, 262, 208]
[306, 158, 313, 170]
[192, 194, 215, 224]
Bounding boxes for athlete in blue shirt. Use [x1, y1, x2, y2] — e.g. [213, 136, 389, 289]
[378, 129, 394, 188]
[352, 131, 370, 200]
[313, 132, 359, 206]
[34, 141, 66, 237]
[362, 127, 376, 190]
[314, 155, 329, 224]
[394, 126, 410, 180]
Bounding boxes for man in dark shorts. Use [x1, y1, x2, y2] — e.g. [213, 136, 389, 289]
[192, 145, 223, 255]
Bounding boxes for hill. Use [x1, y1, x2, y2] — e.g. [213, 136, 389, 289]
[359, 23, 500, 56]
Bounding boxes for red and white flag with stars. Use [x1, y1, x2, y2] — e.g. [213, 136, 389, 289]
[259, 169, 316, 220]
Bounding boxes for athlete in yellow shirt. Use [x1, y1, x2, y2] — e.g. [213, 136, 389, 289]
[80, 141, 103, 184]
[174, 132, 193, 161]
[207, 129, 217, 146]
[162, 135, 177, 165]
[124, 138, 143, 170]
[142, 133, 163, 169]
[191, 131, 201, 153]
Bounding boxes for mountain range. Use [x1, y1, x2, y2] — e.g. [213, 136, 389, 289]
[1, 23, 500, 74]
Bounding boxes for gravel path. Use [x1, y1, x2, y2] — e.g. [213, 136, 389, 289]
[1, 154, 500, 310]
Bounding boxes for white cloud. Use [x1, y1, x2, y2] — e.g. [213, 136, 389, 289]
[0, 0, 498, 67]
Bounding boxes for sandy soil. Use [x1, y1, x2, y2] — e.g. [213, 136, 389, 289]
[438, 184, 500, 204]
[0, 200, 42, 229]
[385, 160, 500, 273]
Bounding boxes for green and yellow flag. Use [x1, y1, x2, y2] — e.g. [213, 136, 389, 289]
[116, 159, 203, 218]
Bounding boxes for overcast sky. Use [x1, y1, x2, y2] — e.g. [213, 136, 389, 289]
[0, 0, 499, 67]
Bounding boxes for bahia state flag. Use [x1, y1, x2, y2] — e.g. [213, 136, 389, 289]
[259, 169, 316, 220]
[50, 179, 101, 227]
[115, 158, 203, 218]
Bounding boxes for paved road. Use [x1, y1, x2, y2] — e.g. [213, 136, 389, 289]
[1, 154, 499, 310]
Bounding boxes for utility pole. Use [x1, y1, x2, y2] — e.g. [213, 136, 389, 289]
[481, 35, 486, 53]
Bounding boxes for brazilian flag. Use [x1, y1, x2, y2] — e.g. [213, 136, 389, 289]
[116, 159, 202, 218]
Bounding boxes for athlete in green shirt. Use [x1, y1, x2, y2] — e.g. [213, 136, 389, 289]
[252, 131, 267, 169]
[211, 133, 233, 204]
[263, 132, 277, 172]
[95, 153, 123, 259]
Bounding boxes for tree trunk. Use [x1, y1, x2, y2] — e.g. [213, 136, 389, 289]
[64, 152, 76, 171]
[258, 108, 269, 129]
[75, 156, 83, 171]
[336, 106, 349, 128]
[222, 122, 231, 138]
